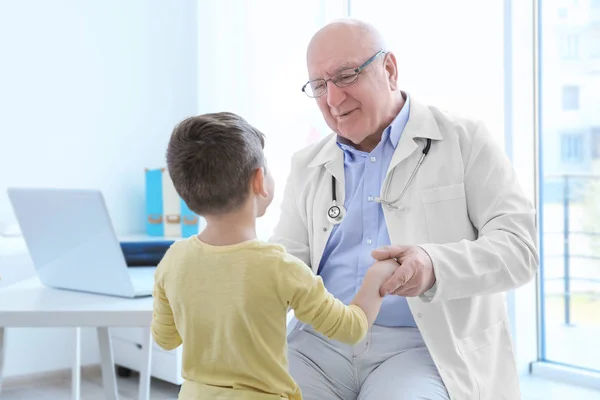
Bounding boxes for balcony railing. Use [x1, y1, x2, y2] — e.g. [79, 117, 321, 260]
[543, 173, 600, 325]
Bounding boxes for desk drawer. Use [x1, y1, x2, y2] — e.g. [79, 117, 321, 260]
[112, 337, 184, 385]
[111, 327, 147, 344]
[110, 327, 166, 352]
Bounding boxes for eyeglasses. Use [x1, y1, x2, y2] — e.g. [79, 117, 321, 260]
[301, 50, 387, 98]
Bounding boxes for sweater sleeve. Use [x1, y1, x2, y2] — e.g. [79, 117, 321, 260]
[276, 253, 367, 345]
[151, 254, 182, 351]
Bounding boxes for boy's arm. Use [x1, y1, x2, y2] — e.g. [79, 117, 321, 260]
[278, 255, 366, 345]
[350, 259, 399, 326]
[277, 255, 397, 344]
[151, 261, 182, 351]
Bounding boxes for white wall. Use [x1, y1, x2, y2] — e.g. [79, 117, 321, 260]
[0, 0, 197, 378]
[0, 0, 198, 235]
[350, 0, 506, 147]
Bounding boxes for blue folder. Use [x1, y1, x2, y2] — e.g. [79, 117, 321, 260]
[145, 168, 164, 236]
[181, 198, 200, 238]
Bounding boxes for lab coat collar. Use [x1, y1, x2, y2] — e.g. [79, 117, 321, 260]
[307, 135, 345, 185]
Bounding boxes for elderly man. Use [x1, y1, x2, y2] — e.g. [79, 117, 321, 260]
[271, 18, 538, 400]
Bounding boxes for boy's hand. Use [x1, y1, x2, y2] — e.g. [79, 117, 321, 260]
[363, 259, 399, 295]
[351, 258, 399, 327]
[372, 245, 436, 297]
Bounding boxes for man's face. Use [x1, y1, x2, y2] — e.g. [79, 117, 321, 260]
[307, 32, 396, 147]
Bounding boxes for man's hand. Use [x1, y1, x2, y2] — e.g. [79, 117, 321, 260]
[371, 245, 436, 297]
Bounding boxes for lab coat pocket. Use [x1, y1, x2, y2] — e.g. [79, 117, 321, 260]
[420, 183, 474, 243]
[421, 183, 465, 204]
[457, 319, 520, 400]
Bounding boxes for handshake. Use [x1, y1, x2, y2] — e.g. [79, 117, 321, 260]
[367, 244, 437, 298]
[350, 245, 436, 327]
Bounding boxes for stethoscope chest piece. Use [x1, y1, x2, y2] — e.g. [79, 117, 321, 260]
[328, 174, 346, 225]
[327, 201, 346, 225]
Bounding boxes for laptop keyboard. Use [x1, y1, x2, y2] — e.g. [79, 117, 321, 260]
[128, 267, 156, 294]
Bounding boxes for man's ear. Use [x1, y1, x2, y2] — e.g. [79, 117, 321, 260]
[384, 52, 399, 91]
[251, 167, 268, 197]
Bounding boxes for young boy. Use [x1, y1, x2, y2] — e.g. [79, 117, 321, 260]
[151, 112, 398, 400]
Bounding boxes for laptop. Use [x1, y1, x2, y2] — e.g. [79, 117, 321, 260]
[7, 187, 159, 298]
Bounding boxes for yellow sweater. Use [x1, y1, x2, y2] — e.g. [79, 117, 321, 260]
[151, 236, 367, 400]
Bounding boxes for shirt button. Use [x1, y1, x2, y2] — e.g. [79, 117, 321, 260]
[367, 195, 374, 202]
[370, 156, 376, 162]
[366, 238, 372, 245]
[418, 313, 423, 318]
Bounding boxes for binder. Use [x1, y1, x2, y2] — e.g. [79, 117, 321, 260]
[145, 168, 164, 237]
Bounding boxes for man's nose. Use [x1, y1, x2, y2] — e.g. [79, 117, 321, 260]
[326, 81, 345, 108]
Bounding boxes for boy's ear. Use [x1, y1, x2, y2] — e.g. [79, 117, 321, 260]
[251, 167, 268, 197]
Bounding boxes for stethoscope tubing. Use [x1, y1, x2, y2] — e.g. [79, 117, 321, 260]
[328, 138, 432, 221]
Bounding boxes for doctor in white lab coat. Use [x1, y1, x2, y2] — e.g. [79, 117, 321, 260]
[271, 19, 539, 400]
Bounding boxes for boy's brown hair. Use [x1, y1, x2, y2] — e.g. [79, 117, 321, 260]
[166, 112, 265, 215]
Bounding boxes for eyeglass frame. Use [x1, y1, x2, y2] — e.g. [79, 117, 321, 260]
[301, 49, 388, 98]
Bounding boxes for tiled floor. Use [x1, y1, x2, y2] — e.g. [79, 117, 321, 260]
[1, 367, 180, 399]
[2, 369, 599, 399]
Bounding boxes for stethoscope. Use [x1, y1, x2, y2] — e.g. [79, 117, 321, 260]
[327, 138, 432, 225]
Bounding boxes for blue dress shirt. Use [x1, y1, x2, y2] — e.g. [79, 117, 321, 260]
[317, 96, 416, 327]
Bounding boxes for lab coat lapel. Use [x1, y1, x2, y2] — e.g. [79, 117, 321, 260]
[387, 129, 419, 175]
[308, 135, 344, 271]
[387, 96, 444, 175]
[308, 135, 345, 193]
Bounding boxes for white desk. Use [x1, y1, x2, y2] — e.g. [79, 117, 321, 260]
[0, 277, 154, 400]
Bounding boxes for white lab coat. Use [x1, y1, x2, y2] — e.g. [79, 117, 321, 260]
[271, 95, 539, 400]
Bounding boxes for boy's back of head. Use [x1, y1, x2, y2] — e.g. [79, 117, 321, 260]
[166, 112, 265, 216]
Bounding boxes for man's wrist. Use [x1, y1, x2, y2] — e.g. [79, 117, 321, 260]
[418, 244, 438, 300]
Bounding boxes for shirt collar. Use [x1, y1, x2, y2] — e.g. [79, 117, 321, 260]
[337, 141, 367, 157]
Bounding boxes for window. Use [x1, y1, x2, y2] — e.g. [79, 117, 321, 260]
[558, 8, 568, 18]
[539, 0, 600, 377]
[561, 134, 584, 162]
[592, 127, 600, 159]
[592, 1, 600, 25]
[559, 35, 579, 59]
[562, 85, 580, 110]
[589, 34, 600, 59]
